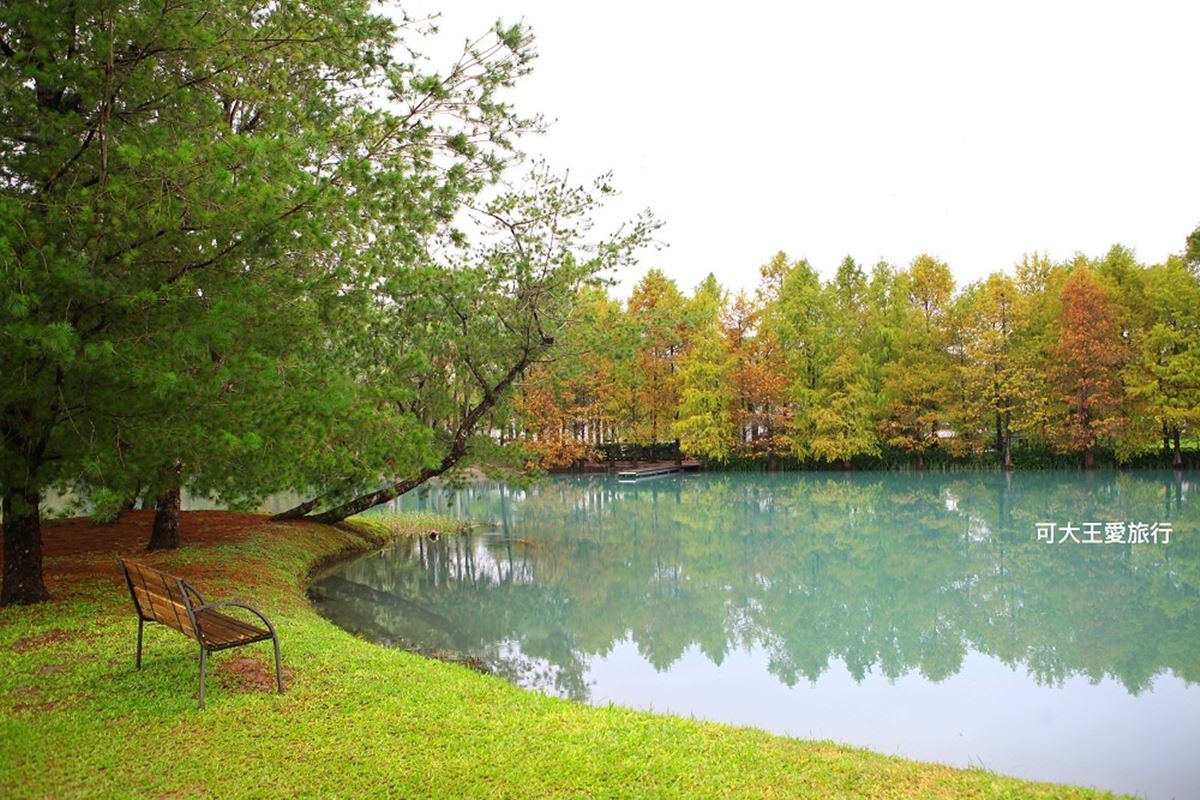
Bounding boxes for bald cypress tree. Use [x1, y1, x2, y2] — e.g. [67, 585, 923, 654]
[1050, 264, 1127, 469]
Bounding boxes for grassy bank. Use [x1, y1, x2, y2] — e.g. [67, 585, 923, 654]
[1, 511, 1122, 798]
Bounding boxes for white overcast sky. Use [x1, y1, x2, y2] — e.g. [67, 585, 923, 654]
[400, 1, 1200, 296]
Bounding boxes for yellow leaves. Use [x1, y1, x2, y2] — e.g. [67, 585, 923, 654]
[514, 366, 601, 469]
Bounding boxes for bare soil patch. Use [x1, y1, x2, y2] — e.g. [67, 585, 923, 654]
[217, 655, 295, 693]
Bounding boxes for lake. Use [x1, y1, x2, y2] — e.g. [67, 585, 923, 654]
[310, 471, 1200, 798]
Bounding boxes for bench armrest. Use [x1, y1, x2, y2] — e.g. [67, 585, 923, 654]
[193, 601, 278, 637]
[182, 581, 206, 608]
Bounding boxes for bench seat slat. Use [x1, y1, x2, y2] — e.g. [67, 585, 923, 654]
[195, 608, 270, 649]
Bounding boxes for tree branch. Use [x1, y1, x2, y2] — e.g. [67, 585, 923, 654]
[304, 342, 539, 524]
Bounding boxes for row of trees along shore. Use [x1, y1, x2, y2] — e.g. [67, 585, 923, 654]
[513, 233, 1200, 474]
[0, 3, 656, 604]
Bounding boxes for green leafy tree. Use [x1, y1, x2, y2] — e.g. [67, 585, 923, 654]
[625, 270, 687, 460]
[1186, 223, 1200, 271]
[674, 277, 736, 463]
[1127, 257, 1200, 467]
[878, 255, 954, 469]
[857, 260, 899, 396]
[761, 254, 832, 459]
[280, 168, 658, 522]
[4, 0, 533, 599]
[807, 349, 879, 467]
[956, 273, 1024, 466]
[1007, 253, 1067, 452]
[0, 0, 650, 600]
[807, 257, 878, 467]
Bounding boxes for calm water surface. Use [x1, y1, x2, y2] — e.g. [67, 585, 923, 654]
[311, 471, 1200, 798]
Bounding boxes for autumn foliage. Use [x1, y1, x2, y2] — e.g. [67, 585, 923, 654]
[512, 238, 1200, 470]
[1049, 266, 1128, 468]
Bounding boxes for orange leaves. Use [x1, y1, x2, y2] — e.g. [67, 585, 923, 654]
[1049, 266, 1128, 457]
[514, 366, 598, 470]
[724, 314, 791, 460]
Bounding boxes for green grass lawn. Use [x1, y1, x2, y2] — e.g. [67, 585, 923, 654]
[0, 510, 1125, 798]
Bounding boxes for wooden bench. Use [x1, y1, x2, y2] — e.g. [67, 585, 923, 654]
[118, 558, 284, 709]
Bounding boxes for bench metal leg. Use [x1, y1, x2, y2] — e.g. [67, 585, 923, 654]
[272, 633, 284, 694]
[136, 618, 144, 669]
[198, 647, 208, 710]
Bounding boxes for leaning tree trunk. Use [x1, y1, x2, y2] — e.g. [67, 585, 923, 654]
[1084, 446, 1095, 470]
[1173, 429, 1184, 470]
[309, 474, 431, 525]
[148, 487, 182, 551]
[295, 342, 543, 525]
[915, 450, 925, 471]
[272, 492, 330, 521]
[2, 486, 49, 605]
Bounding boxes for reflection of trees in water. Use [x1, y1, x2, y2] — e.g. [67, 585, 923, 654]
[315, 472, 1200, 698]
[314, 535, 593, 700]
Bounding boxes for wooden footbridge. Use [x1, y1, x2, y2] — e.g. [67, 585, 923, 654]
[615, 460, 701, 481]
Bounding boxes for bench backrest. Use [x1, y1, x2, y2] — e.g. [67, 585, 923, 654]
[119, 559, 200, 641]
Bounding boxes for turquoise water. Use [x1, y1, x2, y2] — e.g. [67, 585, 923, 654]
[311, 471, 1200, 798]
